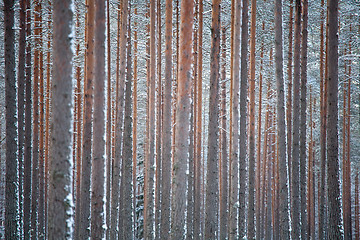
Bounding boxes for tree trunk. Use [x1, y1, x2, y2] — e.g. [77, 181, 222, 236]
[90, 0, 106, 238]
[170, 0, 194, 237]
[247, 0, 256, 237]
[326, 0, 341, 238]
[79, 1, 95, 238]
[194, 1, 203, 238]
[219, 26, 228, 240]
[274, 0, 290, 238]
[4, 0, 19, 238]
[229, 0, 240, 238]
[120, 9, 133, 239]
[144, 0, 156, 238]
[23, 0, 32, 238]
[291, 1, 301, 239]
[205, 0, 221, 238]
[47, 0, 74, 238]
[318, 0, 326, 238]
[239, 0, 249, 237]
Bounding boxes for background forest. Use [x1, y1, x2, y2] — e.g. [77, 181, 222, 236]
[1, 0, 360, 239]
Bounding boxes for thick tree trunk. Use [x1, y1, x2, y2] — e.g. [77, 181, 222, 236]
[4, 0, 19, 238]
[90, 0, 106, 238]
[274, 0, 290, 238]
[170, 0, 194, 238]
[47, 0, 74, 238]
[326, 0, 341, 238]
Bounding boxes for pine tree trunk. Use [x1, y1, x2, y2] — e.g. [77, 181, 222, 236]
[326, 0, 341, 238]
[79, 1, 95, 238]
[205, 0, 221, 238]
[90, 0, 106, 238]
[239, 0, 249, 237]
[194, 1, 203, 238]
[299, 1, 308, 239]
[161, 0, 172, 238]
[23, 1, 32, 237]
[17, 2, 26, 237]
[229, 1, 240, 238]
[291, 1, 301, 239]
[47, 0, 74, 238]
[247, 0, 256, 237]
[170, 0, 194, 237]
[219, 26, 228, 240]
[318, 0, 327, 238]
[4, 0, 19, 238]
[274, 0, 290, 238]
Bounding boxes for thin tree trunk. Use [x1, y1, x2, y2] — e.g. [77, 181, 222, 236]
[170, 0, 194, 237]
[31, 2, 42, 238]
[161, 0, 172, 237]
[299, 1, 308, 238]
[144, 0, 156, 238]
[255, 22, 264, 240]
[194, 1, 203, 238]
[120, 9, 133, 239]
[105, 0, 112, 238]
[229, 0, 240, 238]
[23, 1, 32, 238]
[17, 2, 26, 237]
[47, 0, 74, 238]
[291, 1, 301, 238]
[326, 0, 341, 238]
[247, 0, 256, 237]
[318, 0, 326, 238]
[132, 5, 138, 240]
[219, 26, 228, 240]
[4, 0, 19, 238]
[274, 0, 290, 238]
[286, 0, 293, 199]
[79, 1, 95, 238]
[239, 0, 249, 237]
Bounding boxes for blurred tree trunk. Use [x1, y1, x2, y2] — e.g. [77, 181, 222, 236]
[47, 0, 73, 238]
[161, 0, 172, 238]
[274, 0, 290, 238]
